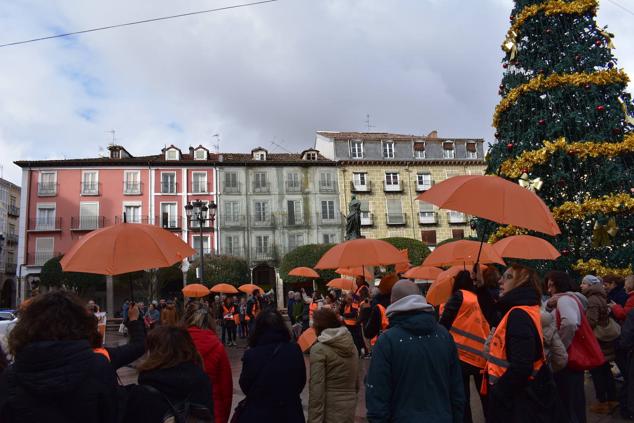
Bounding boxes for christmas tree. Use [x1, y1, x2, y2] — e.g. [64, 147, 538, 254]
[485, 0, 634, 277]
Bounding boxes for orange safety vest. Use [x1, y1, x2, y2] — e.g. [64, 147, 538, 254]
[309, 302, 318, 320]
[448, 290, 491, 369]
[223, 305, 234, 321]
[483, 305, 545, 391]
[253, 299, 260, 317]
[370, 304, 390, 346]
[94, 347, 111, 361]
[343, 303, 359, 326]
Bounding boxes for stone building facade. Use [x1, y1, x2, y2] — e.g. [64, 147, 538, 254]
[0, 178, 20, 308]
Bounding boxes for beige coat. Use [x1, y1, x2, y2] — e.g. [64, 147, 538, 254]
[308, 327, 359, 423]
[540, 309, 568, 372]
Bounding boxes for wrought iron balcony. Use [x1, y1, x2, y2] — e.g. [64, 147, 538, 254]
[28, 217, 62, 231]
[386, 213, 407, 226]
[37, 183, 57, 196]
[418, 212, 437, 225]
[123, 181, 142, 195]
[350, 181, 372, 193]
[71, 216, 106, 231]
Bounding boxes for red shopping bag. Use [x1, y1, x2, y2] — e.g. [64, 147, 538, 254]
[556, 294, 605, 371]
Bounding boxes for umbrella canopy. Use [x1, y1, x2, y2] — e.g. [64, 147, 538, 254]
[288, 267, 320, 278]
[395, 249, 410, 273]
[423, 240, 506, 267]
[315, 239, 407, 269]
[417, 175, 560, 236]
[239, 284, 264, 294]
[336, 266, 373, 282]
[182, 283, 211, 298]
[493, 235, 561, 260]
[210, 283, 239, 294]
[426, 264, 489, 306]
[403, 265, 443, 280]
[60, 223, 196, 275]
[327, 278, 358, 291]
[297, 328, 317, 352]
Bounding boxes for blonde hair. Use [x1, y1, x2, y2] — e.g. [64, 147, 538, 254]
[182, 301, 215, 332]
[507, 264, 542, 295]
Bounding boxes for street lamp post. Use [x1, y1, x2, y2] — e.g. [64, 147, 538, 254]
[185, 200, 217, 285]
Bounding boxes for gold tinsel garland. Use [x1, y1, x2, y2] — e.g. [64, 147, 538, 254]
[553, 193, 634, 221]
[493, 69, 629, 127]
[572, 259, 632, 278]
[503, 0, 598, 57]
[500, 133, 634, 178]
[488, 226, 527, 243]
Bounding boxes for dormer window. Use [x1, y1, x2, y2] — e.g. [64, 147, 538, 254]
[302, 149, 319, 161]
[466, 142, 477, 159]
[252, 148, 268, 161]
[194, 149, 207, 160]
[165, 149, 179, 160]
[414, 141, 425, 159]
[443, 141, 455, 159]
[111, 150, 120, 159]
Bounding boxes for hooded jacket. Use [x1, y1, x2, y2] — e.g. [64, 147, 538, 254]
[0, 340, 118, 423]
[366, 294, 464, 423]
[583, 284, 615, 361]
[123, 361, 213, 422]
[308, 327, 359, 423]
[187, 327, 233, 423]
[540, 310, 568, 372]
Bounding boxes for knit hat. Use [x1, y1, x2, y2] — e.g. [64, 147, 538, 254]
[582, 275, 602, 286]
[378, 273, 399, 295]
[391, 280, 421, 303]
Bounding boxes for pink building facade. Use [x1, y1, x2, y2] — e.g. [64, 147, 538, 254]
[15, 145, 218, 312]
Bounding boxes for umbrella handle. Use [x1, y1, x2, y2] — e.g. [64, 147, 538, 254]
[475, 226, 488, 266]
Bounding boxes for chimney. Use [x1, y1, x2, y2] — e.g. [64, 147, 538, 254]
[427, 130, 438, 138]
[189, 146, 195, 156]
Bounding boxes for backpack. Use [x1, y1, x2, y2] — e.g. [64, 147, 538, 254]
[143, 385, 214, 423]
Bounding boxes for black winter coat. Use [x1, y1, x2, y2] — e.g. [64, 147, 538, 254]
[237, 329, 306, 423]
[479, 286, 562, 423]
[123, 361, 213, 423]
[362, 294, 390, 340]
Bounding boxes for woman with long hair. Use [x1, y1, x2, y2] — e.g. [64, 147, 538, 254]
[308, 308, 359, 423]
[182, 301, 233, 423]
[123, 325, 213, 422]
[236, 309, 306, 423]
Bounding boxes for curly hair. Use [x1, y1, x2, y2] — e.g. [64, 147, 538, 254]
[8, 291, 97, 356]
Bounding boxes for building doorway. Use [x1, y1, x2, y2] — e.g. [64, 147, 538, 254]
[1, 279, 15, 308]
[252, 263, 275, 291]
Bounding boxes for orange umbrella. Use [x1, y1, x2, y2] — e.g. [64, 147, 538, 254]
[403, 266, 443, 280]
[426, 264, 488, 306]
[327, 278, 358, 291]
[423, 240, 505, 267]
[239, 284, 264, 294]
[315, 239, 407, 269]
[182, 283, 211, 298]
[336, 266, 373, 282]
[288, 267, 320, 278]
[417, 175, 560, 236]
[297, 328, 317, 352]
[210, 283, 239, 294]
[60, 223, 196, 275]
[395, 249, 410, 273]
[493, 235, 561, 260]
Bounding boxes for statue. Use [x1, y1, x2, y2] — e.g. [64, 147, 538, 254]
[345, 195, 363, 240]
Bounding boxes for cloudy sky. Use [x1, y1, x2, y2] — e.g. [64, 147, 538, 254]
[0, 0, 632, 184]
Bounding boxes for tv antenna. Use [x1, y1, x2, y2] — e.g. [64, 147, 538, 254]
[270, 140, 291, 153]
[211, 133, 220, 153]
[364, 114, 376, 131]
[107, 129, 117, 145]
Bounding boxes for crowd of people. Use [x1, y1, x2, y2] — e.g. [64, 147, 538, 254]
[0, 268, 633, 422]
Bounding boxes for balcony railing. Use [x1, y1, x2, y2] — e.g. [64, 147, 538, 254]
[192, 182, 210, 194]
[4, 263, 16, 274]
[418, 211, 437, 225]
[114, 215, 150, 224]
[284, 214, 305, 227]
[386, 213, 407, 226]
[251, 248, 274, 262]
[285, 181, 302, 193]
[157, 216, 183, 230]
[5, 233, 18, 244]
[350, 181, 372, 193]
[223, 183, 241, 194]
[30, 251, 60, 266]
[221, 246, 246, 258]
[319, 183, 336, 193]
[123, 181, 142, 195]
[71, 216, 106, 231]
[29, 217, 62, 231]
[38, 183, 57, 196]
[161, 182, 178, 194]
[222, 215, 246, 227]
[251, 214, 276, 228]
[384, 181, 403, 192]
[7, 205, 19, 217]
[316, 212, 342, 225]
[360, 212, 373, 226]
[188, 220, 213, 231]
[253, 182, 270, 193]
[415, 181, 433, 192]
[80, 182, 99, 196]
[192, 248, 212, 259]
[447, 211, 467, 224]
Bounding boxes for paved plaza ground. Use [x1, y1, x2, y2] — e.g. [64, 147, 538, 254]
[109, 330, 627, 422]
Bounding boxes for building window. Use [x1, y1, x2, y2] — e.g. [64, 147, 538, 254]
[36, 204, 56, 230]
[384, 172, 400, 191]
[161, 173, 176, 194]
[253, 172, 268, 192]
[350, 141, 363, 159]
[382, 141, 394, 159]
[321, 200, 335, 220]
[165, 149, 179, 160]
[254, 201, 268, 222]
[8, 223, 16, 235]
[448, 210, 467, 223]
[416, 173, 432, 191]
[192, 172, 207, 193]
[35, 237, 54, 266]
[124, 171, 141, 194]
[38, 172, 57, 196]
[9, 195, 16, 207]
[224, 172, 238, 192]
[225, 235, 240, 256]
[224, 201, 240, 225]
[352, 172, 368, 189]
[286, 173, 301, 192]
[287, 200, 302, 225]
[124, 204, 142, 223]
[81, 171, 99, 195]
[288, 234, 304, 251]
[386, 199, 404, 225]
[443, 141, 455, 159]
[466, 142, 477, 159]
[322, 233, 336, 244]
[304, 151, 317, 160]
[414, 142, 426, 158]
[418, 201, 436, 224]
[194, 149, 207, 160]
[421, 230, 437, 246]
[319, 172, 335, 192]
[253, 151, 267, 160]
[193, 236, 210, 256]
[255, 235, 270, 254]
[161, 203, 178, 228]
[360, 200, 372, 226]
[79, 202, 99, 230]
[452, 229, 465, 239]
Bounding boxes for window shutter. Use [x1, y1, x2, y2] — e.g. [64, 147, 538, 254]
[452, 229, 465, 239]
[420, 230, 437, 246]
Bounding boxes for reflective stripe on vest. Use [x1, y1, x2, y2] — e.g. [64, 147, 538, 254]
[484, 305, 545, 386]
[309, 302, 318, 319]
[370, 304, 390, 346]
[448, 290, 491, 369]
[223, 305, 233, 320]
[344, 304, 359, 326]
[94, 347, 111, 361]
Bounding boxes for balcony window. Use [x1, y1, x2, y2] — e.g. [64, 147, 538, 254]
[448, 210, 467, 223]
[286, 173, 301, 192]
[288, 234, 304, 251]
[254, 201, 269, 223]
[350, 141, 363, 159]
[224, 201, 241, 225]
[253, 172, 268, 192]
[35, 237, 54, 266]
[382, 141, 394, 159]
[38, 172, 57, 196]
[384, 173, 401, 192]
[466, 142, 477, 159]
[360, 200, 372, 226]
[225, 235, 240, 256]
[224, 172, 239, 193]
[192, 172, 208, 193]
[81, 171, 99, 195]
[352, 172, 369, 191]
[443, 141, 455, 159]
[319, 173, 335, 192]
[416, 173, 433, 191]
[79, 202, 99, 230]
[414, 142, 425, 158]
[161, 203, 178, 228]
[124, 204, 142, 223]
[124, 171, 141, 194]
[36, 205, 56, 230]
[418, 201, 436, 224]
[193, 236, 210, 257]
[161, 173, 176, 194]
[287, 200, 303, 225]
[320, 200, 335, 221]
[386, 199, 405, 225]
[255, 235, 270, 255]
[322, 233, 336, 244]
